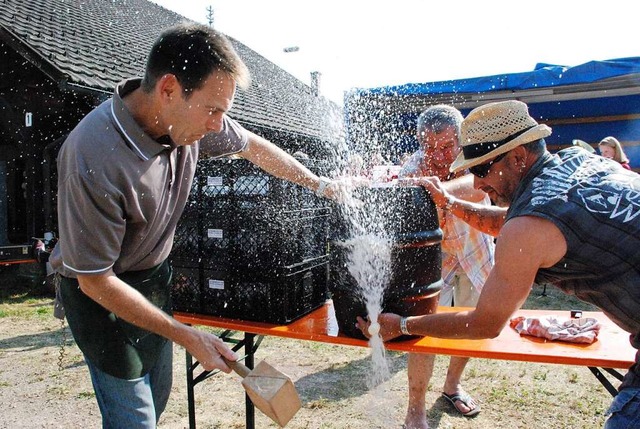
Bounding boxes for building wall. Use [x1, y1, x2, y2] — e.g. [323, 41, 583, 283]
[0, 42, 98, 244]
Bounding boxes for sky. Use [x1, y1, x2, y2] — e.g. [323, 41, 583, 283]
[151, 0, 639, 105]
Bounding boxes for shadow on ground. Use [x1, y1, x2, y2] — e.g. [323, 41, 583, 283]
[295, 350, 407, 402]
[0, 324, 71, 351]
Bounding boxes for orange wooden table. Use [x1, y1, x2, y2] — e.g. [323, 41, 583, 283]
[174, 301, 636, 429]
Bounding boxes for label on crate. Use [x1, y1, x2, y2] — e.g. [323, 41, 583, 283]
[207, 229, 223, 239]
[208, 279, 225, 290]
[207, 176, 223, 186]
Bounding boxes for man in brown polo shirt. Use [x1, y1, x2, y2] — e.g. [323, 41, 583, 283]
[49, 23, 339, 428]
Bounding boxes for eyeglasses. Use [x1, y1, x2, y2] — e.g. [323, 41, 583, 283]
[468, 152, 509, 178]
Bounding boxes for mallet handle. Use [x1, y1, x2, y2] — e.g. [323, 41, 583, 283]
[222, 357, 251, 378]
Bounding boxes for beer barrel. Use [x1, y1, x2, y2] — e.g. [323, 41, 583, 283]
[329, 185, 442, 340]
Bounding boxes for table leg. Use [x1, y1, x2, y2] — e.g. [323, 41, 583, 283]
[186, 350, 196, 429]
[182, 331, 263, 429]
[588, 367, 623, 397]
[245, 333, 256, 429]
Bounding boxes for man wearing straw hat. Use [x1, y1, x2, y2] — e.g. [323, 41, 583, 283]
[358, 100, 640, 428]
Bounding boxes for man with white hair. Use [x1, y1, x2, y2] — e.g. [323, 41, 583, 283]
[400, 105, 494, 425]
[358, 100, 640, 428]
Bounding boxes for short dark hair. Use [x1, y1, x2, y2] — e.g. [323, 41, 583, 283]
[141, 22, 250, 96]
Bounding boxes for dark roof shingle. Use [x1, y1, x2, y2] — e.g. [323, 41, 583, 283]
[0, 0, 343, 141]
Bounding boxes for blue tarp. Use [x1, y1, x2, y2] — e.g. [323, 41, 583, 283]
[353, 57, 640, 97]
[347, 58, 640, 168]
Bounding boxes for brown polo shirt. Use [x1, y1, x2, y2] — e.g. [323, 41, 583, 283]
[50, 78, 248, 277]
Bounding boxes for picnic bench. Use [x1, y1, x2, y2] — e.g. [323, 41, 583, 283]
[174, 302, 635, 429]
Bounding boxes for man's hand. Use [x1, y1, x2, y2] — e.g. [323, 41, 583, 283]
[187, 328, 239, 373]
[356, 313, 404, 342]
[400, 177, 451, 209]
[320, 176, 370, 203]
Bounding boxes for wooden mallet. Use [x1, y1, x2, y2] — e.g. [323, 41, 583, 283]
[224, 358, 302, 427]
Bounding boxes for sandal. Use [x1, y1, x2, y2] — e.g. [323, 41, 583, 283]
[441, 391, 481, 417]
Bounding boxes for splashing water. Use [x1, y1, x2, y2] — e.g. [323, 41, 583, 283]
[335, 182, 396, 389]
[317, 103, 406, 398]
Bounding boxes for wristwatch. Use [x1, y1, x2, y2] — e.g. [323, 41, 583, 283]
[443, 195, 455, 211]
[400, 317, 411, 336]
[315, 177, 331, 197]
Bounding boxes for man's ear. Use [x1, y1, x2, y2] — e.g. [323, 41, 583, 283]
[157, 74, 181, 103]
[511, 146, 528, 165]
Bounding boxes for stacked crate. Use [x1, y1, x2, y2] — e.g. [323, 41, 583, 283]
[170, 157, 331, 324]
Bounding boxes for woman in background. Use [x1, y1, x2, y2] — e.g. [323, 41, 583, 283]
[599, 136, 631, 170]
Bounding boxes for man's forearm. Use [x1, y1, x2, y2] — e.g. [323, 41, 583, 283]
[445, 196, 506, 237]
[404, 310, 502, 340]
[78, 272, 239, 371]
[410, 176, 505, 235]
[241, 132, 322, 192]
[78, 273, 192, 346]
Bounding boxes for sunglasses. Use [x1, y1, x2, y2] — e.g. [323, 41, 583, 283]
[468, 152, 509, 178]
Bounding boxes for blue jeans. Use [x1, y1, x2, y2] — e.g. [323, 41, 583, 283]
[604, 387, 640, 429]
[86, 341, 173, 429]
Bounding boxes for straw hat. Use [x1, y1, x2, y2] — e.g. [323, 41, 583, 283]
[450, 100, 552, 173]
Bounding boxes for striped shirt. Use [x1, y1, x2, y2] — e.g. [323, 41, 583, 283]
[441, 195, 495, 295]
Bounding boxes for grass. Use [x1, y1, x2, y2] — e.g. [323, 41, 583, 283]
[0, 265, 55, 318]
[0, 295, 54, 319]
[523, 282, 598, 312]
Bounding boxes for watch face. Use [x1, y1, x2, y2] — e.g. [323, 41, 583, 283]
[445, 196, 454, 210]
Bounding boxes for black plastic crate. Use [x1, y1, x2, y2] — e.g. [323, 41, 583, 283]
[215, 206, 329, 269]
[172, 206, 330, 271]
[171, 265, 201, 314]
[172, 157, 332, 270]
[171, 256, 329, 324]
[170, 207, 203, 268]
[192, 158, 330, 210]
[0, 244, 32, 262]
